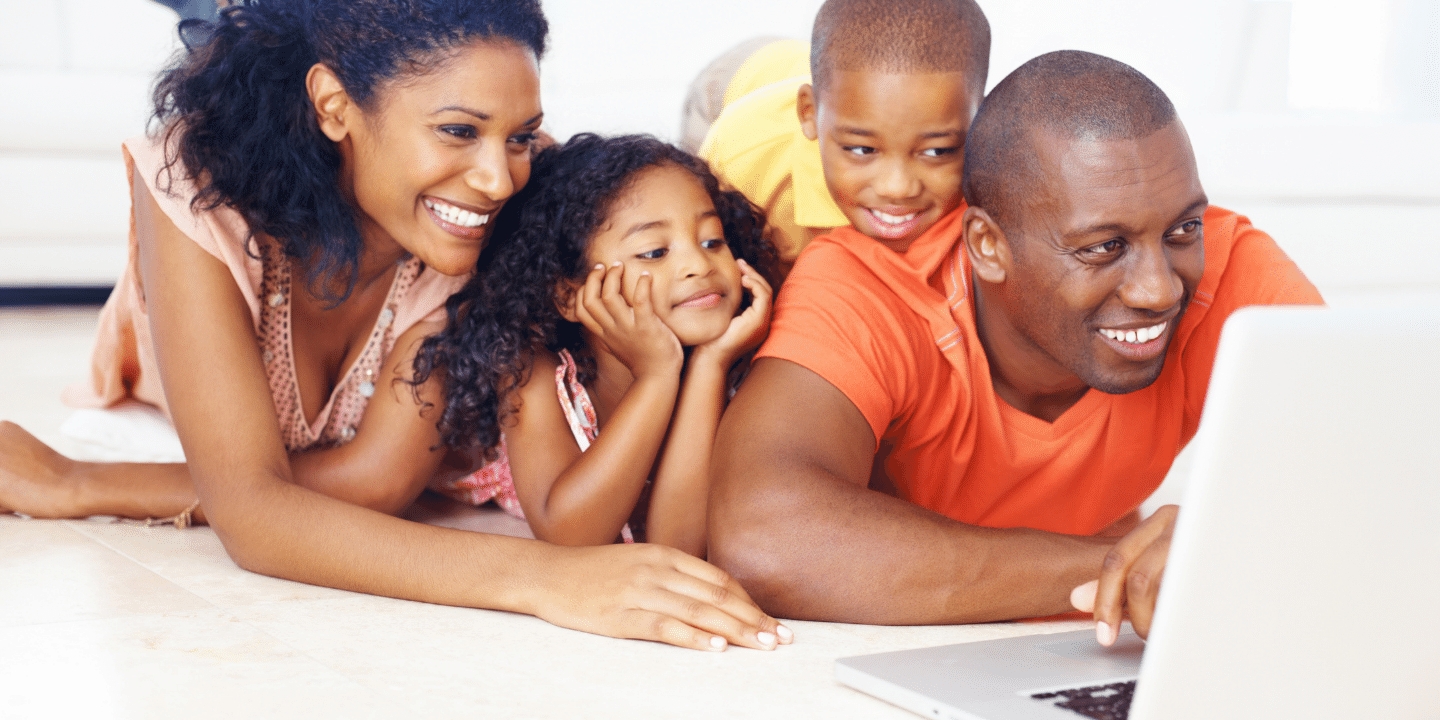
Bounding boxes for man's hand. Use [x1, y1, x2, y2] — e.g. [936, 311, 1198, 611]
[1070, 504, 1178, 644]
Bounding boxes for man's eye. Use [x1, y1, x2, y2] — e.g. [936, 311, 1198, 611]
[439, 125, 477, 140]
[1082, 239, 1125, 259]
[637, 248, 668, 260]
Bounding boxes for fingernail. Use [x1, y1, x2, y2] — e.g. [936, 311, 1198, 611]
[594, 263, 604, 270]
[757, 631, 776, 647]
[710, 636, 727, 651]
[776, 624, 794, 643]
[1097, 621, 1117, 646]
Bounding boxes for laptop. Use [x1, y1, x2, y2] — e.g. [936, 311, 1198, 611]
[836, 302, 1440, 720]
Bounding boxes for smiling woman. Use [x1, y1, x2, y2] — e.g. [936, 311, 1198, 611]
[0, 0, 789, 653]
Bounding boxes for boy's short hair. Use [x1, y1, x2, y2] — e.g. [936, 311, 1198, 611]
[810, 0, 990, 95]
[962, 50, 1178, 235]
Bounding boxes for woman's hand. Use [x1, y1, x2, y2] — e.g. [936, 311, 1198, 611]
[531, 541, 794, 652]
[572, 262, 683, 380]
[0, 421, 79, 518]
[691, 259, 773, 370]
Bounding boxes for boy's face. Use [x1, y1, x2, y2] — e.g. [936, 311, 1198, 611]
[799, 69, 980, 252]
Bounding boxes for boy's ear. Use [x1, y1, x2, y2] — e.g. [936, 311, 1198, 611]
[554, 281, 581, 323]
[308, 63, 355, 142]
[796, 83, 819, 141]
[963, 206, 1012, 285]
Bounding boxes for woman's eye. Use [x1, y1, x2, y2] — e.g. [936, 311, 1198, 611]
[637, 247, 668, 260]
[439, 125, 477, 140]
[508, 132, 538, 147]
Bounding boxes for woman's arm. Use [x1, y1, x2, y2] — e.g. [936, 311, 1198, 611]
[134, 174, 788, 651]
[506, 263, 683, 545]
[646, 259, 773, 556]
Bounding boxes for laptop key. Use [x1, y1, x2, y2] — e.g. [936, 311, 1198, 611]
[1030, 680, 1136, 720]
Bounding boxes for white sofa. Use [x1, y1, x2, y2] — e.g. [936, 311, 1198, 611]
[0, 0, 181, 287]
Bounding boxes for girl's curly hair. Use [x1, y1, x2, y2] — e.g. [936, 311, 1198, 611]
[413, 133, 778, 456]
[150, 0, 547, 303]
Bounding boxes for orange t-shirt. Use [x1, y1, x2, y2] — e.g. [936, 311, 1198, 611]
[757, 206, 1323, 535]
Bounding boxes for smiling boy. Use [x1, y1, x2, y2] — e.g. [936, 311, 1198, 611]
[709, 51, 1323, 642]
[696, 0, 989, 268]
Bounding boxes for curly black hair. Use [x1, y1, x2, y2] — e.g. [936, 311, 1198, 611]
[150, 0, 548, 303]
[413, 133, 778, 456]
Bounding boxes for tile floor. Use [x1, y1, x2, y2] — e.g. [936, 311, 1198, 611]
[0, 305, 1092, 718]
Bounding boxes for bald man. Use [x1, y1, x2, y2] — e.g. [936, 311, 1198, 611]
[710, 51, 1323, 643]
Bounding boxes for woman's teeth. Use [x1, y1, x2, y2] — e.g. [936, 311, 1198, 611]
[871, 209, 918, 225]
[426, 199, 489, 228]
[1100, 321, 1167, 344]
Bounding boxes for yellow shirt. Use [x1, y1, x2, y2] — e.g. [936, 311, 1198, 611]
[698, 40, 847, 263]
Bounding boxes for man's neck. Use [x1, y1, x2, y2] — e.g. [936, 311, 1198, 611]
[971, 289, 1089, 423]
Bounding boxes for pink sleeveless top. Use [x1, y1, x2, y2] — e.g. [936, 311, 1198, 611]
[66, 135, 467, 452]
[429, 349, 639, 543]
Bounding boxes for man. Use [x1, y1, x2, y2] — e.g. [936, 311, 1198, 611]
[710, 50, 1322, 645]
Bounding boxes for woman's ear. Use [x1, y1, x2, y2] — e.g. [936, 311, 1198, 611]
[963, 206, 1012, 285]
[307, 63, 354, 142]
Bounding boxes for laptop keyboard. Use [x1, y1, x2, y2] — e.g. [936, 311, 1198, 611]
[1030, 680, 1136, 719]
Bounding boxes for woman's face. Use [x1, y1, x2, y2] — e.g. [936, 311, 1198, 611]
[337, 39, 543, 276]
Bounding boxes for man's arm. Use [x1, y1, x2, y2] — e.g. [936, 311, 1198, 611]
[709, 357, 1115, 624]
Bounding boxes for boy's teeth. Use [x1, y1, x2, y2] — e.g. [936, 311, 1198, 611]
[1100, 321, 1167, 344]
[872, 209, 918, 225]
[425, 199, 490, 228]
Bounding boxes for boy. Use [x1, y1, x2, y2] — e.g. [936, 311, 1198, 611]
[693, 0, 990, 269]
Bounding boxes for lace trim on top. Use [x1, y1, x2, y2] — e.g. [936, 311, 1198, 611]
[257, 244, 420, 452]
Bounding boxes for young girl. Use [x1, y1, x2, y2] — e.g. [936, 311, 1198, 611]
[416, 134, 778, 558]
[0, 0, 788, 652]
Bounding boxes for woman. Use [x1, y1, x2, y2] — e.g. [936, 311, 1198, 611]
[0, 0, 789, 652]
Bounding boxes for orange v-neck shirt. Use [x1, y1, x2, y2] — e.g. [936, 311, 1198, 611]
[758, 205, 1323, 535]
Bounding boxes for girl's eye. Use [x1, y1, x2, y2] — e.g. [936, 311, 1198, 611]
[842, 145, 876, 157]
[701, 238, 726, 250]
[439, 125, 477, 140]
[637, 247, 668, 260]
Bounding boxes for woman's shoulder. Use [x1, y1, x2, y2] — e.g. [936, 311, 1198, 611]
[124, 132, 253, 262]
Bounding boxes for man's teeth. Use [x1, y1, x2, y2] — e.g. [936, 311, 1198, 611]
[426, 199, 489, 228]
[871, 209, 918, 225]
[1100, 322, 1167, 344]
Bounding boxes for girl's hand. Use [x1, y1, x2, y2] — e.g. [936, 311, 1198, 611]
[692, 259, 773, 369]
[532, 542, 795, 652]
[573, 262, 683, 380]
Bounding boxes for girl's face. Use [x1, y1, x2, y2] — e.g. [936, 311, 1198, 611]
[334, 39, 543, 276]
[584, 164, 744, 346]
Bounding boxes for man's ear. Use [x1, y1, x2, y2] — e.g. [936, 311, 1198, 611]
[307, 63, 354, 142]
[963, 206, 1011, 285]
[796, 83, 819, 141]
[555, 281, 581, 323]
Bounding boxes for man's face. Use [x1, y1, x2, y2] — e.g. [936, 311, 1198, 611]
[800, 68, 980, 253]
[995, 121, 1208, 396]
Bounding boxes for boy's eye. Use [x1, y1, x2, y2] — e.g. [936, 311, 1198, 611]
[921, 146, 960, 158]
[637, 247, 668, 260]
[439, 125, 477, 140]
[842, 145, 876, 157]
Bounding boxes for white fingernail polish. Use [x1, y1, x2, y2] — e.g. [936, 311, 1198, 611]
[757, 631, 776, 646]
[710, 636, 727, 651]
[776, 624, 793, 642]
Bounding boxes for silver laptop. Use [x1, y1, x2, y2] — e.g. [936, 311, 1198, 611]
[837, 302, 1440, 720]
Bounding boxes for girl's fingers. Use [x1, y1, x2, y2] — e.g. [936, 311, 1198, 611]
[631, 271, 655, 318]
[599, 261, 631, 322]
[578, 264, 613, 331]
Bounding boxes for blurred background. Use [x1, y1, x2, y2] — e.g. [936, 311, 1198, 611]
[2, 0, 1437, 302]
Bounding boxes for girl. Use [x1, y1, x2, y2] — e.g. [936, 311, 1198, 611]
[0, 0, 788, 652]
[416, 134, 778, 558]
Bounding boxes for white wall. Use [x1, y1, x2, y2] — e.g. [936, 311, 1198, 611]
[3, 0, 1437, 298]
